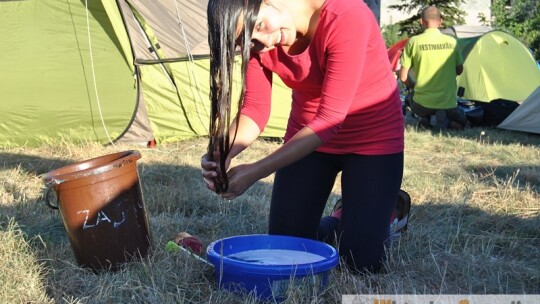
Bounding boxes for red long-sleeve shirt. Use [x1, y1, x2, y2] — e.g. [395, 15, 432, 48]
[241, 0, 404, 155]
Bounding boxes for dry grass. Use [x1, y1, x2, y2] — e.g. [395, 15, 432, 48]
[0, 125, 539, 303]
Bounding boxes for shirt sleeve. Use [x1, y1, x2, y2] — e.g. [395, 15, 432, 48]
[240, 54, 273, 132]
[306, 6, 371, 142]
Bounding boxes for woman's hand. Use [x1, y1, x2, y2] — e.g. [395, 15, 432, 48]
[201, 152, 257, 199]
[218, 126, 323, 199]
[201, 152, 219, 192]
[201, 151, 234, 193]
[221, 163, 259, 200]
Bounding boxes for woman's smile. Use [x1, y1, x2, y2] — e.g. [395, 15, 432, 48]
[243, 0, 297, 52]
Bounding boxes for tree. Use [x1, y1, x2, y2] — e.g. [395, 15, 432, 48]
[491, 0, 540, 61]
[388, 0, 467, 36]
[382, 23, 408, 47]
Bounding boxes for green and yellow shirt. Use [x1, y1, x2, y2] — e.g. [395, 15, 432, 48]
[401, 28, 463, 109]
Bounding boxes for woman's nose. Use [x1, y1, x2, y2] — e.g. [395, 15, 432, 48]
[251, 32, 273, 48]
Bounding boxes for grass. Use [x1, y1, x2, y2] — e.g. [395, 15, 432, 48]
[0, 124, 539, 303]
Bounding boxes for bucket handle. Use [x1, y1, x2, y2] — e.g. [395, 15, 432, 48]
[43, 179, 63, 210]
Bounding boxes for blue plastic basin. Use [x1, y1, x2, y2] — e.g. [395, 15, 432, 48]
[206, 234, 339, 301]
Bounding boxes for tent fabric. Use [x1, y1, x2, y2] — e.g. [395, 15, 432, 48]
[119, 0, 291, 141]
[387, 38, 408, 73]
[441, 25, 493, 38]
[0, 0, 292, 147]
[498, 86, 540, 134]
[456, 31, 540, 103]
[0, 0, 139, 146]
[125, 0, 209, 59]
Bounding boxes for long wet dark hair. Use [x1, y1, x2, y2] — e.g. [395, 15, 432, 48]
[207, 0, 262, 193]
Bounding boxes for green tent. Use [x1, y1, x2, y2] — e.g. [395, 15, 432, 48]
[0, 0, 291, 147]
[456, 30, 540, 103]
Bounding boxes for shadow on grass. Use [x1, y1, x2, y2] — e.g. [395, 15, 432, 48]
[0, 152, 77, 246]
[0, 150, 267, 302]
[464, 164, 540, 194]
[0, 152, 73, 175]
[0, 150, 220, 239]
[405, 118, 540, 148]
[394, 200, 540, 294]
[1, 150, 539, 301]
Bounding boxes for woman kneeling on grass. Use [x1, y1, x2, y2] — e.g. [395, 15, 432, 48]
[201, 0, 404, 273]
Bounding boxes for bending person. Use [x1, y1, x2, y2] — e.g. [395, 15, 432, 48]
[202, 0, 404, 273]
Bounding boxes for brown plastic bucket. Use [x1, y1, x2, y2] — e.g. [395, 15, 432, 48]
[43, 150, 152, 272]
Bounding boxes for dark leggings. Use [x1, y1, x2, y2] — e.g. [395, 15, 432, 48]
[268, 151, 403, 272]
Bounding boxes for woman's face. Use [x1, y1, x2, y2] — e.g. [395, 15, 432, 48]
[239, 0, 296, 53]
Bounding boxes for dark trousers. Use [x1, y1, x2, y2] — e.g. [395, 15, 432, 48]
[410, 98, 467, 125]
[268, 151, 404, 272]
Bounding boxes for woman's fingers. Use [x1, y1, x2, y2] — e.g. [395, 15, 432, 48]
[201, 154, 217, 171]
[203, 176, 216, 191]
[201, 153, 218, 191]
[220, 164, 255, 200]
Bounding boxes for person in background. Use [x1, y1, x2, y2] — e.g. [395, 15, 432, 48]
[202, 0, 404, 273]
[399, 5, 467, 130]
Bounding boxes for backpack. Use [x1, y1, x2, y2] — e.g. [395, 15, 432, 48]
[474, 99, 519, 127]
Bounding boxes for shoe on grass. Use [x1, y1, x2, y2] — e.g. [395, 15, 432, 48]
[389, 189, 411, 241]
[330, 198, 343, 219]
[327, 190, 411, 242]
